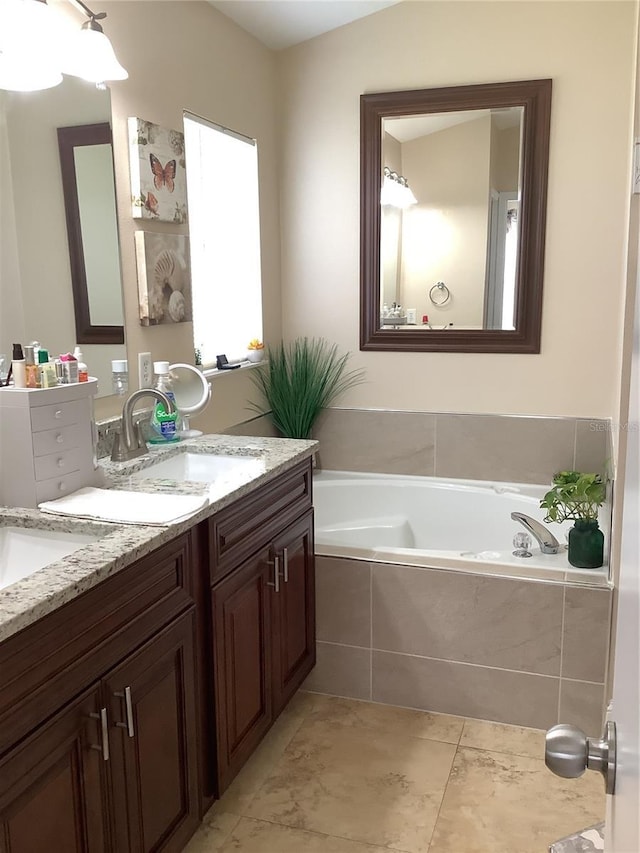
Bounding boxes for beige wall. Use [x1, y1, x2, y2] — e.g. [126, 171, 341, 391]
[278, 1, 636, 419]
[400, 116, 491, 326]
[91, 0, 280, 429]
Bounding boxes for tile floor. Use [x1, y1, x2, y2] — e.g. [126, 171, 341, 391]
[184, 691, 605, 853]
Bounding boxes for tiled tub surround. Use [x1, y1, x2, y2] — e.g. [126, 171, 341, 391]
[311, 408, 612, 484]
[307, 555, 612, 732]
[0, 434, 316, 642]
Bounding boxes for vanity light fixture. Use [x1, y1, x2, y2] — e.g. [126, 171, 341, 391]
[0, 0, 127, 93]
[380, 166, 418, 209]
[64, 0, 128, 84]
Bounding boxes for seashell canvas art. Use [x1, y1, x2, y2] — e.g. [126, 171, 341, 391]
[135, 232, 192, 326]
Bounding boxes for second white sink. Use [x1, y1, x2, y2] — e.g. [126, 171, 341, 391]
[129, 452, 264, 483]
[0, 526, 101, 591]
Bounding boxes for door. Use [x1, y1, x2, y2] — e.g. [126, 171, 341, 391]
[0, 685, 109, 853]
[606, 263, 640, 850]
[545, 252, 640, 848]
[272, 511, 316, 714]
[105, 611, 199, 853]
[212, 545, 273, 792]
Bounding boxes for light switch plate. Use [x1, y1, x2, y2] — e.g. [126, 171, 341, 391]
[138, 352, 152, 388]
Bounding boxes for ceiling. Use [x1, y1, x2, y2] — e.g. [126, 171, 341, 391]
[208, 0, 401, 51]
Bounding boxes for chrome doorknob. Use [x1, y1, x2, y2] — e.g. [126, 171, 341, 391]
[545, 721, 616, 794]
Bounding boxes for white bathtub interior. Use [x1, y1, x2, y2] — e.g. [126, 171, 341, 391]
[313, 470, 610, 585]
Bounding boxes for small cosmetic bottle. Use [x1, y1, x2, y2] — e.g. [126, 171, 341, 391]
[37, 348, 50, 386]
[24, 345, 40, 388]
[11, 343, 26, 388]
[73, 346, 89, 382]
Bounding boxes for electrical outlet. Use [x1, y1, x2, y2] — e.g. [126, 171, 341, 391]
[138, 352, 152, 388]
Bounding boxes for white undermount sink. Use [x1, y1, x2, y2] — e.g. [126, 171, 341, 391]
[128, 451, 264, 484]
[0, 526, 101, 591]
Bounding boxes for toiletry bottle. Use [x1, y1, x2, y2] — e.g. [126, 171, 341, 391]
[11, 343, 26, 388]
[24, 345, 39, 388]
[59, 352, 78, 383]
[149, 361, 179, 443]
[74, 346, 88, 382]
[37, 348, 50, 386]
[112, 359, 128, 395]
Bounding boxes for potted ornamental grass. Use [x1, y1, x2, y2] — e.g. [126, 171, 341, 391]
[540, 471, 606, 569]
[249, 337, 365, 439]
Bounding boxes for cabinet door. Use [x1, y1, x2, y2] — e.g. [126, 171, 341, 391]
[104, 611, 199, 853]
[272, 511, 316, 714]
[0, 685, 109, 853]
[212, 546, 273, 792]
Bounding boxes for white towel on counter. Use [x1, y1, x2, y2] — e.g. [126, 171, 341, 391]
[39, 487, 209, 526]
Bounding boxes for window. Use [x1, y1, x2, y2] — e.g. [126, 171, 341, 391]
[183, 112, 262, 367]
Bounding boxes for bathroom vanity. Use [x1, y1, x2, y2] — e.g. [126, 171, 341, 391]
[0, 437, 316, 852]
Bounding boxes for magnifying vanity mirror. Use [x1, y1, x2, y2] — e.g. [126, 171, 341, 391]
[0, 77, 126, 395]
[360, 79, 552, 353]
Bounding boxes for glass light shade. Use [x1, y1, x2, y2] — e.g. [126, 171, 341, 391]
[63, 23, 128, 84]
[380, 175, 397, 206]
[0, 0, 66, 92]
[0, 55, 62, 91]
[403, 185, 418, 206]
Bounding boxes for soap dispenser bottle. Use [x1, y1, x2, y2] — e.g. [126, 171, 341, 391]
[149, 361, 180, 443]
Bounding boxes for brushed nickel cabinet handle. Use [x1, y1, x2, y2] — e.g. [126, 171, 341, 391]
[267, 555, 280, 593]
[283, 548, 289, 583]
[114, 686, 135, 738]
[89, 708, 110, 761]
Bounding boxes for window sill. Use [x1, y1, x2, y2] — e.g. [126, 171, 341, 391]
[202, 360, 266, 381]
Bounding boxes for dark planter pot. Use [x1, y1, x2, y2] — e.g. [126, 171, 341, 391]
[568, 519, 604, 569]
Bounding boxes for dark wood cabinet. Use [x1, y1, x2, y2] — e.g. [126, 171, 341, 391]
[212, 546, 273, 791]
[212, 506, 315, 794]
[0, 611, 200, 853]
[0, 685, 110, 853]
[0, 457, 316, 851]
[105, 612, 199, 853]
[272, 511, 316, 715]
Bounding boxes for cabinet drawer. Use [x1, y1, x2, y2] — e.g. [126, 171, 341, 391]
[210, 459, 312, 583]
[35, 470, 86, 503]
[32, 423, 82, 456]
[34, 448, 82, 481]
[30, 399, 84, 432]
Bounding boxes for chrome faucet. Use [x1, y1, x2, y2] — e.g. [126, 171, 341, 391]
[511, 512, 560, 554]
[111, 389, 176, 462]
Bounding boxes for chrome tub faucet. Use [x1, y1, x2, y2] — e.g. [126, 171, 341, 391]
[511, 512, 560, 555]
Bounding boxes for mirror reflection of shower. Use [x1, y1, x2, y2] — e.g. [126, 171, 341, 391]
[484, 194, 519, 331]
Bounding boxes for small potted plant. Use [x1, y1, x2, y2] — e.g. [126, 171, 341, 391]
[246, 339, 265, 363]
[540, 471, 606, 569]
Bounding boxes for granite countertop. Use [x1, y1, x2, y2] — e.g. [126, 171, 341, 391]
[0, 434, 317, 643]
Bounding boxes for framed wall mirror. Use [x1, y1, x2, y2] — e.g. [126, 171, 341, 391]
[360, 79, 552, 353]
[58, 122, 125, 345]
[0, 78, 126, 396]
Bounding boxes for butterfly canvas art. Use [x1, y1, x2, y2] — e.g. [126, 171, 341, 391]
[129, 118, 188, 223]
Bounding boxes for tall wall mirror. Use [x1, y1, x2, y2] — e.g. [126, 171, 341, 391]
[360, 79, 552, 353]
[0, 77, 126, 395]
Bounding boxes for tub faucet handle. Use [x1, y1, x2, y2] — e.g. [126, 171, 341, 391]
[513, 532, 533, 557]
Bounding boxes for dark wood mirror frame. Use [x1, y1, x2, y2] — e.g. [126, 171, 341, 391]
[57, 122, 125, 345]
[360, 79, 552, 353]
